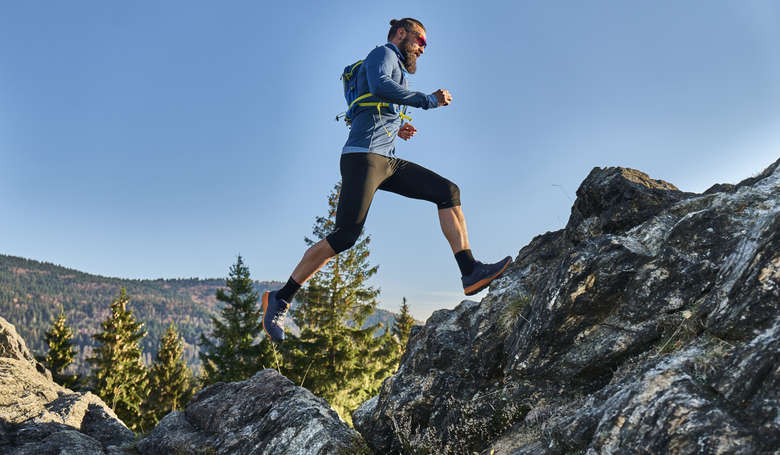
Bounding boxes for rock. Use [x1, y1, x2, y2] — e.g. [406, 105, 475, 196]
[354, 161, 780, 454]
[0, 316, 137, 454]
[0, 314, 51, 380]
[704, 158, 780, 194]
[537, 333, 773, 454]
[136, 369, 365, 455]
[564, 167, 691, 244]
[3, 422, 108, 455]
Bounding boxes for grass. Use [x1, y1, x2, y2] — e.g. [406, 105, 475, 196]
[655, 302, 706, 356]
[499, 296, 531, 336]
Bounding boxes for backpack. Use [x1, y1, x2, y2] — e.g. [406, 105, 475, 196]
[336, 58, 411, 133]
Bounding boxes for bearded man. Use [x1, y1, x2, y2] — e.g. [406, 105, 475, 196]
[262, 18, 512, 342]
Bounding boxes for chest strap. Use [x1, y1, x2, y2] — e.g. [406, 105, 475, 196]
[351, 93, 413, 137]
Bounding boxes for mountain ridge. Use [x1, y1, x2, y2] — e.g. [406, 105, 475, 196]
[0, 253, 404, 374]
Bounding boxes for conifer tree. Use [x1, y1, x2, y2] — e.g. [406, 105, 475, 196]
[392, 297, 416, 349]
[88, 288, 149, 432]
[41, 305, 80, 389]
[284, 182, 393, 425]
[198, 255, 269, 385]
[145, 323, 194, 426]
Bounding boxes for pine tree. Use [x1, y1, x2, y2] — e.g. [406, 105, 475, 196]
[392, 297, 416, 349]
[198, 255, 270, 385]
[145, 323, 194, 426]
[87, 288, 149, 432]
[41, 305, 81, 389]
[284, 182, 393, 425]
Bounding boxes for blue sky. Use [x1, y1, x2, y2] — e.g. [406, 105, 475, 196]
[1, 1, 778, 320]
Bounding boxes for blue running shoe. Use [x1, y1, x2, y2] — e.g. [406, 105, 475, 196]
[462, 256, 512, 296]
[262, 290, 290, 343]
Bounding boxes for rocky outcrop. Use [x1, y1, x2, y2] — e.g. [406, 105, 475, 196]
[137, 369, 364, 455]
[0, 316, 51, 380]
[1, 314, 364, 455]
[0, 316, 137, 454]
[564, 167, 692, 244]
[354, 161, 780, 454]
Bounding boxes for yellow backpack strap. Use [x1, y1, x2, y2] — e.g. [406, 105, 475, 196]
[342, 60, 364, 81]
[354, 100, 413, 137]
[377, 104, 392, 137]
[349, 92, 375, 110]
[355, 101, 393, 137]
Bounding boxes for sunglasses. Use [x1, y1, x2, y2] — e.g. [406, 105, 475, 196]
[412, 31, 427, 48]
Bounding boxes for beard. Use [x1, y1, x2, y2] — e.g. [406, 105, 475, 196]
[399, 35, 418, 74]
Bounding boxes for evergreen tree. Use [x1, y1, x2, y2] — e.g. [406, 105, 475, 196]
[40, 305, 81, 389]
[284, 182, 393, 425]
[87, 288, 149, 432]
[392, 297, 416, 349]
[198, 255, 270, 385]
[145, 323, 194, 426]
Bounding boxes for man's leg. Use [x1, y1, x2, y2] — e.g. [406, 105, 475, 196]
[291, 239, 337, 285]
[378, 158, 511, 295]
[262, 238, 338, 343]
[262, 153, 392, 342]
[438, 205, 470, 254]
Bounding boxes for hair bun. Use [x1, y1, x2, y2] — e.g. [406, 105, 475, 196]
[390, 19, 398, 26]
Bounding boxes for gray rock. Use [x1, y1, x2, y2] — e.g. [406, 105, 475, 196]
[1, 314, 51, 379]
[137, 368, 364, 455]
[564, 167, 692, 244]
[354, 160, 780, 454]
[4, 422, 106, 455]
[0, 316, 137, 454]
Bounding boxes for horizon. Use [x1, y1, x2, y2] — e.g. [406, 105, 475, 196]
[2, 1, 779, 321]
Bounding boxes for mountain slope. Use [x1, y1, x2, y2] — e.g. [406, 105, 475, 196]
[0, 255, 277, 372]
[0, 255, 407, 375]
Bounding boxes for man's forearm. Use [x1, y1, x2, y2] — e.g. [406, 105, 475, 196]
[368, 74, 438, 109]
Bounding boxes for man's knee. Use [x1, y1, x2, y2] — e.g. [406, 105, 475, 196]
[325, 225, 363, 254]
[436, 181, 461, 209]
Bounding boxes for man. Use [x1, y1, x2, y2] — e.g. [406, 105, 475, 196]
[262, 18, 511, 342]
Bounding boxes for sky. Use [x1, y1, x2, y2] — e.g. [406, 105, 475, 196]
[1, 1, 778, 321]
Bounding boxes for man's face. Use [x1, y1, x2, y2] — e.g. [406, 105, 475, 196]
[399, 27, 426, 74]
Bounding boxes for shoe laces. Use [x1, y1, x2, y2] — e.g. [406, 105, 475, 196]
[271, 303, 289, 326]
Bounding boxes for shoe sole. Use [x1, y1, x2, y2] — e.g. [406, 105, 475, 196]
[261, 290, 273, 340]
[464, 258, 511, 296]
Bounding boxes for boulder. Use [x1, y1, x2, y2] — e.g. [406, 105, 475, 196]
[354, 160, 779, 454]
[564, 167, 691, 244]
[137, 369, 365, 455]
[0, 315, 51, 379]
[1, 313, 367, 455]
[0, 316, 137, 454]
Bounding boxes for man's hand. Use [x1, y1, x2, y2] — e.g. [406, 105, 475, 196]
[433, 89, 452, 107]
[398, 123, 417, 140]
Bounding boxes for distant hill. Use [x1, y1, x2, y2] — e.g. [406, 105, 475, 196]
[0, 254, 404, 375]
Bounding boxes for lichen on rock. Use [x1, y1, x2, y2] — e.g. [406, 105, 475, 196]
[137, 369, 365, 455]
[353, 159, 780, 454]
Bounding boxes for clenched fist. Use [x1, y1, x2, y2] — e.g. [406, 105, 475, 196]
[433, 89, 452, 107]
[398, 123, 417, 140]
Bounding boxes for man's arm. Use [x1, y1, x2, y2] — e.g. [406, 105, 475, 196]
[365, 46, 439, 109]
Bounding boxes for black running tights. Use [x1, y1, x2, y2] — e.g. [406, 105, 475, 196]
[325, 152, 461, 253]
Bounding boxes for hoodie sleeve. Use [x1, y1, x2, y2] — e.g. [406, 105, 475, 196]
[364, 46, 438, 110]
